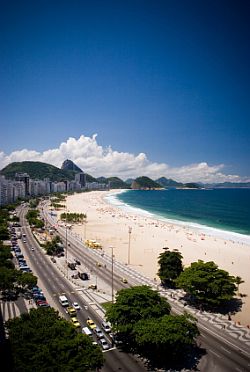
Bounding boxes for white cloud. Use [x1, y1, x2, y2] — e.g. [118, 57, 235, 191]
[0, 134, 248, 183]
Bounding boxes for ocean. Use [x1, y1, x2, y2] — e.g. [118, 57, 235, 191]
[109, 188, 250, 238]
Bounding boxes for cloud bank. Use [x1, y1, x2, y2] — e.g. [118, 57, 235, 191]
[0, 134, 248, 183]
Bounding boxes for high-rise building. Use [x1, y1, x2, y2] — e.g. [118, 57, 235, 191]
[75, 172, 86, 188]
[15, 173, 30, 196]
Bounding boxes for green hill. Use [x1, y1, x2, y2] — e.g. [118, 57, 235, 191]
[107, 177, 129, 189]
[132, 176, 161, 189]
[0, 161, 75, 182]
[155, 177, 183, 188]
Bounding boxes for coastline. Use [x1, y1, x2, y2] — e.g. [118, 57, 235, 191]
[64, 189, 250, 326]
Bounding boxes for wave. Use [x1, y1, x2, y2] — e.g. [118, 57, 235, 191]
[105, 190, 250, 245]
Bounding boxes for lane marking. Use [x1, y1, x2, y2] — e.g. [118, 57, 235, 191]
[220, 346, 231, 354]
[209, 349, 222, 358]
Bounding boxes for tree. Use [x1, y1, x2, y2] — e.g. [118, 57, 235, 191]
[16, 271, 38, 290]
[158, 249, 183, 287]
[106, 285, 171, 346]
[43, 236, 63, 256]
[134, 313, 199, 368]
[6, 307, 104, 372]
[0, 267, 16, 291]
[235, 276, 244, 295]
[175, 260, 237, 308]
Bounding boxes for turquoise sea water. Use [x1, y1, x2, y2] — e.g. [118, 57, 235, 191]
[115, 189, 250, 236]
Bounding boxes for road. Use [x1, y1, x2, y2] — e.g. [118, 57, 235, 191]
[18, 206, 147, 372]
[39, 204, 250, 372]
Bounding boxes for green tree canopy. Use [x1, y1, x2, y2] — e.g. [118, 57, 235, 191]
[0, 267, 16, 291]
[134, 313, 199, 368]
[43, 235, 63, 256]
[6, 307, 104, 372]
[175, 260, 237, 308]
[158, 249, 183, 287]
[106, 285, 171, 338]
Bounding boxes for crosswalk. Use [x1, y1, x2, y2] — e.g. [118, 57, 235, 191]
[0, 300, 29, 323]
[0, 300, 21, 322]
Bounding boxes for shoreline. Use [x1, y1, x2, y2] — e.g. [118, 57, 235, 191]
[63, 190, 250, 326]
[107, 189, 250, 244]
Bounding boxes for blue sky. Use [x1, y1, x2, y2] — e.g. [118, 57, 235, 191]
[0, 0, 250, 182]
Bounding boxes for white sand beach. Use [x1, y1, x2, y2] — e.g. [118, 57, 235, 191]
[63, 190, 250, 326]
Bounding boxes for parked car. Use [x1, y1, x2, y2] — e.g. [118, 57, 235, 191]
[99, 338, 110, 350]
[94, 327, 104, 339]
[101, 321, 111, 333]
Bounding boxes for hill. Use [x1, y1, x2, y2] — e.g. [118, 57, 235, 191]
[107, 177, 129, 189]
[131, 176, 161, 189]
[61, 159, 82, 173]
[0, 161, 75, 182]
[155, 177, 183, 188]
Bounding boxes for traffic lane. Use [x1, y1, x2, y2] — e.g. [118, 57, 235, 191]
[20, 215, 147, 370]
[102, 348, 146, 372]
[197, 328, 250, 372]
[59, 233, 130, 291]
[33, 208, 250, 370]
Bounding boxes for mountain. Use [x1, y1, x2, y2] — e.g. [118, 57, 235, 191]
[61, 159, 82, 173]
[213, 182, 250, 188]
[96, 177, 108, 184]
[106, 177, 129, 189]
[0, 161, 75, 182]
[131, 176, 161, 189]
[125, 178, 134, 186]
[155, 177, 183, 188]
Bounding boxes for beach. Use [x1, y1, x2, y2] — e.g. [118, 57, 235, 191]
[63, 190, 250, 326]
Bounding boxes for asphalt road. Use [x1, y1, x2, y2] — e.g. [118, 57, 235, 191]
[40, 204, 250, 372]
[18, 207, 147, 372]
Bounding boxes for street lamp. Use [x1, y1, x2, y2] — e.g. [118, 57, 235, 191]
[128, 226, 132, 265]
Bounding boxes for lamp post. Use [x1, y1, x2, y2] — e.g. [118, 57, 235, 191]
[128, 226, 132, 265]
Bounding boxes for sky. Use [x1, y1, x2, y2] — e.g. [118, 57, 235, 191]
[0, 0, 250, 182]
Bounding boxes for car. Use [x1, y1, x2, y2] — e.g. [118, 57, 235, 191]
[50, 257, 56, 263]
[66, 306, 77, 317]
[88, 284, 97, 290]
[23, 240, 26, 243]
[82, 327, 93, 337]
[110, 332, 123, 345]
[121, 278, 128, 284]
[36, 300, 49, 307]
[72, 302, 81, 310]
[74, 258, 81, 265]
[31, 247, 35, 251]
[71, 317, 80, 328]
[94, 327, 104, 339]
[86, 318, 96, 329]
[99, 338, 110, 350]
[101, 321, 111, 333]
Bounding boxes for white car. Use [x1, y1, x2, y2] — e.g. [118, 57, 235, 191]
[94, 326, 104, 339]
[101, 321, 111, 333]
[99, 338, 110, 350]
[72, 302, 81, 310]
